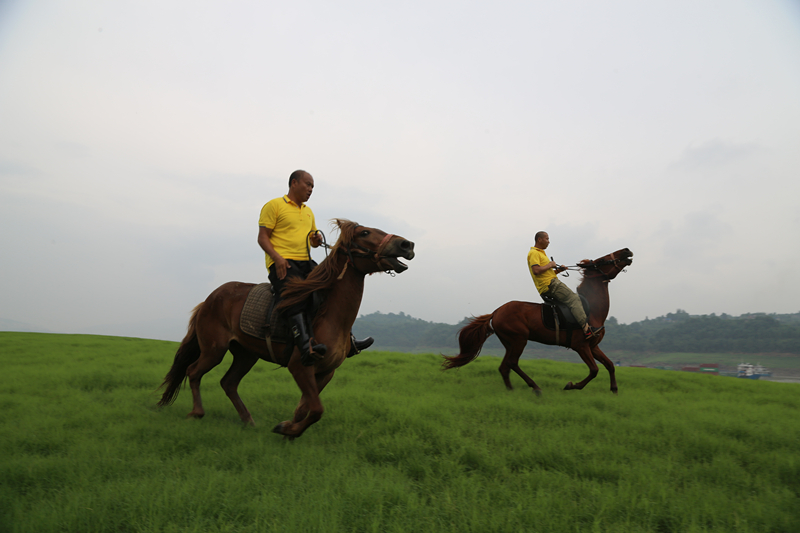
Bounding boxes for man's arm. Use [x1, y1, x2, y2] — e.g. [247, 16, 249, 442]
[258, 226, 290, 280]
[530, 260, 558, 275]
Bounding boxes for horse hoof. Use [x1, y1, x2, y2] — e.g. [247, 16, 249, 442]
[611, 388, 618, 395]
[186, 411, 204, 419]
[563, 382, 573, 390]
[533, 389, 542, 397]
[272, 422, 300, 440]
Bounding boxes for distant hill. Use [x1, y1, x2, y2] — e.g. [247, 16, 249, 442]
[351, 311, 539, 355]
[602, 309, 800, 354]
[353, 309, 800, 355]
[6, 308, 799, 355]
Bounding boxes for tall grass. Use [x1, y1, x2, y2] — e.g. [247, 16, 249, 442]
[1, 332, 798, 532]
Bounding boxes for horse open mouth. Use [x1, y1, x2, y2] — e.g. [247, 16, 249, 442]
[622, 250, 634, 264]
[380, 238, 415, 273]
[383, 256, 409, 273]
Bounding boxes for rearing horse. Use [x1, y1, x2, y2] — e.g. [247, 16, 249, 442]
[158, 219, 415, 439]
[442, 248, 632, 394]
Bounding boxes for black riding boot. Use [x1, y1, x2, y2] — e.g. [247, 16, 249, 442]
[347, 334, 374, 358]
[288, 313, 327, 366]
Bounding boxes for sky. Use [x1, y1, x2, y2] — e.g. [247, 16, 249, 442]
[1, 1, 799, 342]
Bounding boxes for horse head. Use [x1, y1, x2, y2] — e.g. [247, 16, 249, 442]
[577, 248, 633, 282]
[333, 219, 416, 274]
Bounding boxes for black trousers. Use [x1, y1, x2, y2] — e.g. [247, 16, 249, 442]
[267, 259, 315, 317]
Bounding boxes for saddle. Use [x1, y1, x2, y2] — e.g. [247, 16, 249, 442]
[540, 294, 591, 347]
[240, 283, 325, 363]
[240, 283, 291, 343]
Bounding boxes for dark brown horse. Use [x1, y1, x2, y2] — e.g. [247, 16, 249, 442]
[442, 248, 633, 394]
[158, 219, 415, 438]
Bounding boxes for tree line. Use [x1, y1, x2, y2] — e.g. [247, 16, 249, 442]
[601, 309, 800, 354]
[352, 309, 800, 354]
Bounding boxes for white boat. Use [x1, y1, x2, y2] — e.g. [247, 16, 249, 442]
[737, 363, 772, 380]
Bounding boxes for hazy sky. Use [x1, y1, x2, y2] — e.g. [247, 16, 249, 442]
[2, 1, 799, 341]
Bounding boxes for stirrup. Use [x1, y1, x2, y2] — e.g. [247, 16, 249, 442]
[584, 326, 604, 339]
[301, 339, 327, 366]
[347, 335, 374, 358]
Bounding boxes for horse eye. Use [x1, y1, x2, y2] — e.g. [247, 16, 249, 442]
[360, 230, 370, 237]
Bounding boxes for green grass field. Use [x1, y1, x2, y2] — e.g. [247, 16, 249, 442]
[1, 332, 798, 532]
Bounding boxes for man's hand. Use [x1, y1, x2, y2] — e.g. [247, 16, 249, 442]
[274, 255, 290, 280]
[259, 226, 292, 279]
[309, 231, 323, 248]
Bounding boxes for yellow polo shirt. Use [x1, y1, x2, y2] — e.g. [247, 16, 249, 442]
[527, 247, 555, 294]
[259, 196, 318, 269]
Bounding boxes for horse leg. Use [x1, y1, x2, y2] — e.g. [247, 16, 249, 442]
[272, 357, 324, 439]
[291, 371, 335, 425]
[563, 343, 599, 391]
[509, 358, 543, 396]
[498, 356, 514, 390]
[185, 344, 228, 419]
[497, 333, 542, 395]
[591, 345, 618, 394]
[219, 351, 259, 426]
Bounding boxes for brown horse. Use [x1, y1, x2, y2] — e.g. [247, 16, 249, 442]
[442, 248, 633, 394]
[157, 219, 415, 438]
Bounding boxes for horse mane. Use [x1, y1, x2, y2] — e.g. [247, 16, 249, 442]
[575, 259, 599, 296]
[276, 219, 359, 314]
[576, 256, 617, 297]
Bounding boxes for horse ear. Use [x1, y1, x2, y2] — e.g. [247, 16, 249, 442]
[333, 218, 356, 229]
[332, 218, 358, 243]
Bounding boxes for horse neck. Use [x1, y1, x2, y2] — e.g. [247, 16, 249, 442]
[578, 277, 611, 324]
[323, 256, 366, 330]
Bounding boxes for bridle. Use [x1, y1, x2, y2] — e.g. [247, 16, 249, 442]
[310, 228, 399, 278]
[341, 232, 395, 262]
[558, 251, 631, 282]
[339, 232, 399, 277]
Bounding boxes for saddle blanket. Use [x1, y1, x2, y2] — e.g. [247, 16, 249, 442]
[540, 295, 590, 331]
[240, 283, 290, 343]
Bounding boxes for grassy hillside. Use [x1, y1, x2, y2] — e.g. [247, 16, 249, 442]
[1, 332, 799, 532]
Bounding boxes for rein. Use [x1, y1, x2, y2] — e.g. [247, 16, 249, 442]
[556, 252, 629, 282]
[307, 230, 331, 261]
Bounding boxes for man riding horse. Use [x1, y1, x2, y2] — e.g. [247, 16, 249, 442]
[257, 170, 373, 365]
[527, 231, 603, 340]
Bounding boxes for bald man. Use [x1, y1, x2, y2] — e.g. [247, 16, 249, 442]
[258, 170, 373, 365]
[527, 231, 602, 340]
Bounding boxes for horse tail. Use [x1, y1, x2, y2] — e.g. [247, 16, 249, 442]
[441, 314, 495, 370]
[157, 303, 203, 406]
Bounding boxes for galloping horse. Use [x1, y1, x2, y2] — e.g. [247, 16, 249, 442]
[158, 219, 415, 438]
[442, 248, 633, 394]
